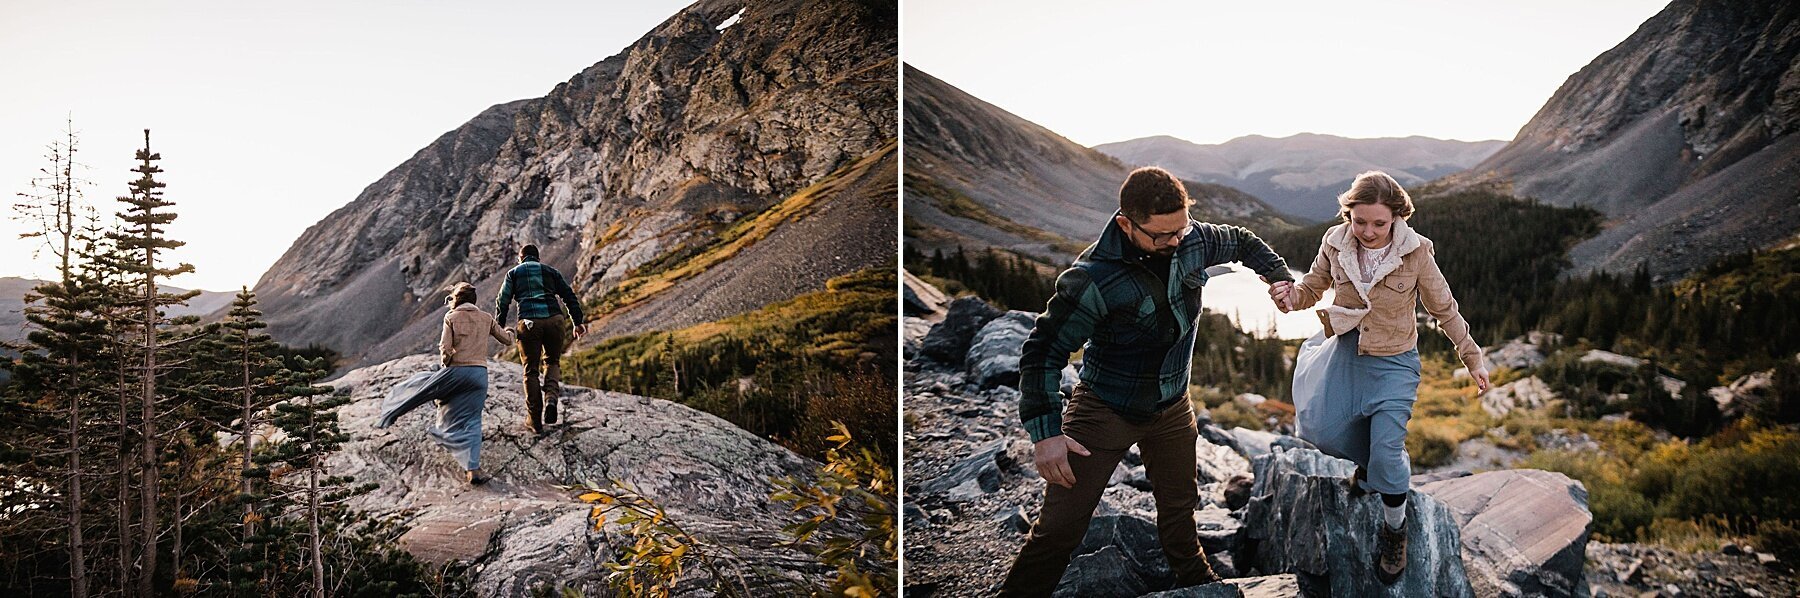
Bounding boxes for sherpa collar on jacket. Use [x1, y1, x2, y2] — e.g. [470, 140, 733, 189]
[1318, 217, 1425, 336]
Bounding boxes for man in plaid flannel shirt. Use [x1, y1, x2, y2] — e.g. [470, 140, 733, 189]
[1000, 167, 1294, 596]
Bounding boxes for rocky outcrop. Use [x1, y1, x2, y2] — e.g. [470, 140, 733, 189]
[1579, 350, 1688, 396]
[905, 270, 950, 319]
[1095, 133, 1505, 221]
[918, 296, 1004, 364]
[1418, 470, 1592, 597]
[1480, 376, 1558, 419]
[1484, 332, 1561, 371]
[902, 66, 1295, 266]
[1443, 0, 1800, 279]
[1708, 369, 1776, 418]
[251, 0, 897, 366]
[326, 355, 820, 595]
[966, 310, 1035, 389]
[1240, 447, 1475, 597]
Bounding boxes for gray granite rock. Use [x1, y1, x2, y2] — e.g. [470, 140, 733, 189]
[1055, 514, 1177, 597]
[1418, 469, 1593, 597]
[919, 297, 1005, 364]
[1240, 447, 1475, 597]
[966, 310, 1038, 389]
[919, 440, 1008, 502]
[327, 355, 821, 595]
[1480, 376, 1559, 419]
[1196, 437, 1252, 485]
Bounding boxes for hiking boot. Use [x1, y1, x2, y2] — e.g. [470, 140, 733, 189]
[1376, 520, 1408, 584]
[1348, 465, 1369, 497]
[466, 469, 490, 486]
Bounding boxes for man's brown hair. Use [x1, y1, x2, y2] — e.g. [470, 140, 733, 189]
[1119, 166, 1193, 222]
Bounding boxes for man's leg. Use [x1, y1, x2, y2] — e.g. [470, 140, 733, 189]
[1000, 393, 1135, 597]
[540, 315, 568, 425]
[1138, 401, 1217, 587]
[518, 320, 546, 432]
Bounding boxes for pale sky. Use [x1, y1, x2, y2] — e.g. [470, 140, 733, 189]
[1, 0, 693, 291]
[904, 0, 1671, 147]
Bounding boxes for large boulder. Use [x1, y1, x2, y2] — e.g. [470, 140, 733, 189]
[1479, 376, 1559, 419]
[918, 296, 1004, 364]
[1054, 514, 1175, 597]
[966, 310, 1038, 389]
[1418, 470, 1593, 597]
[1240, 447, 1475, 597]
[326, 355, 821, 595]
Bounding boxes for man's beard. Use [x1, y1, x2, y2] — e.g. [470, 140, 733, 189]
[1150, 246, 1178, 257]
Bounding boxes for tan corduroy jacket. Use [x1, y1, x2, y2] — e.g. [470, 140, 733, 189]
[440, 303, 516, 367]
[1290, 220, 1484, 372]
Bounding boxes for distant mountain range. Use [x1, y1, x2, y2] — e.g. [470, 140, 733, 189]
[0, 277, 235, 351]
[247, 0, 896, 367]
[1439, 0, 1800, 280]
[903, 65, 1297, 265]
[1094, 134, 1505, 222]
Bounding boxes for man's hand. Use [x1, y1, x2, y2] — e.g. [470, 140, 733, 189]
[1033, 435, 1091, 489]
[1471, 367, 1492, 393]
[1261, 276, 1295, 313]
[574, 323, 588, 338]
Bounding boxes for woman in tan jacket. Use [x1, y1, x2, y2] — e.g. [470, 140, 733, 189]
[376, 283, 516, 485]
[1270, 171, 1489, 583]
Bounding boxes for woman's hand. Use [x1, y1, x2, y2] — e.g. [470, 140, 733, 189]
[1471, 367, 1491, 393]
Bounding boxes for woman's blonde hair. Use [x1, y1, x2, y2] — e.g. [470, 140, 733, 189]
[1337, 171, 1414, 221]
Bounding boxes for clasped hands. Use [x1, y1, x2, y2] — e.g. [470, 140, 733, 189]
[1262, 276, 1297, 312]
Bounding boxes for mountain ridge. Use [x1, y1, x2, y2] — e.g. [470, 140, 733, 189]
[1094, 133, 1505, 222]
[247, 0, 896, 367]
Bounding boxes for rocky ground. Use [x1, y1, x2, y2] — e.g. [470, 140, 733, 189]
[325, 354, 830, 595]
[1585, 542, 1797, 598]
[900, 286, 1794, 597]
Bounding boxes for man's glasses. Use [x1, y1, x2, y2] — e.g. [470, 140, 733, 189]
[1127, 217, 1191, 245]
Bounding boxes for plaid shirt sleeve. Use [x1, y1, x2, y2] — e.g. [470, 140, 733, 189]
[1018, 267, 1106, 442]
[1203, 224, 1293, 283]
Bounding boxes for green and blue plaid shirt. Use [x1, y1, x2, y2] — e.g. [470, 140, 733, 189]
[1018, 217, 1293, 442]
[495, 258, 585, 327]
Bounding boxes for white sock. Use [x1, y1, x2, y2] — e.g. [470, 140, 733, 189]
[1383, 502, 1405, 529]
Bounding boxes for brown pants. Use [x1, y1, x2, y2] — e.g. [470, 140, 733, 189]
[999, 385, 1212, 597]
[515, 313, 569, 430]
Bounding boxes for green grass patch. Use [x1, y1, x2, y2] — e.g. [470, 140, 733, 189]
[567, 267, 897, 462]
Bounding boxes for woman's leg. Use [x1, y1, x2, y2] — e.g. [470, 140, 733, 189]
[429, 367, 487, 471]
[1304, 331, 1372, 465]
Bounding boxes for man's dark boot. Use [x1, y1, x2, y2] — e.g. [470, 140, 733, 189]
[1348, 465, 1369, 497]
[1376, 520, 1408, 584]
[542, 379, 561, 426]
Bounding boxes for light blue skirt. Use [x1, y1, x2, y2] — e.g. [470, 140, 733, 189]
[1294, 330, 1421, 496]
[376, 365, 488, 470]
